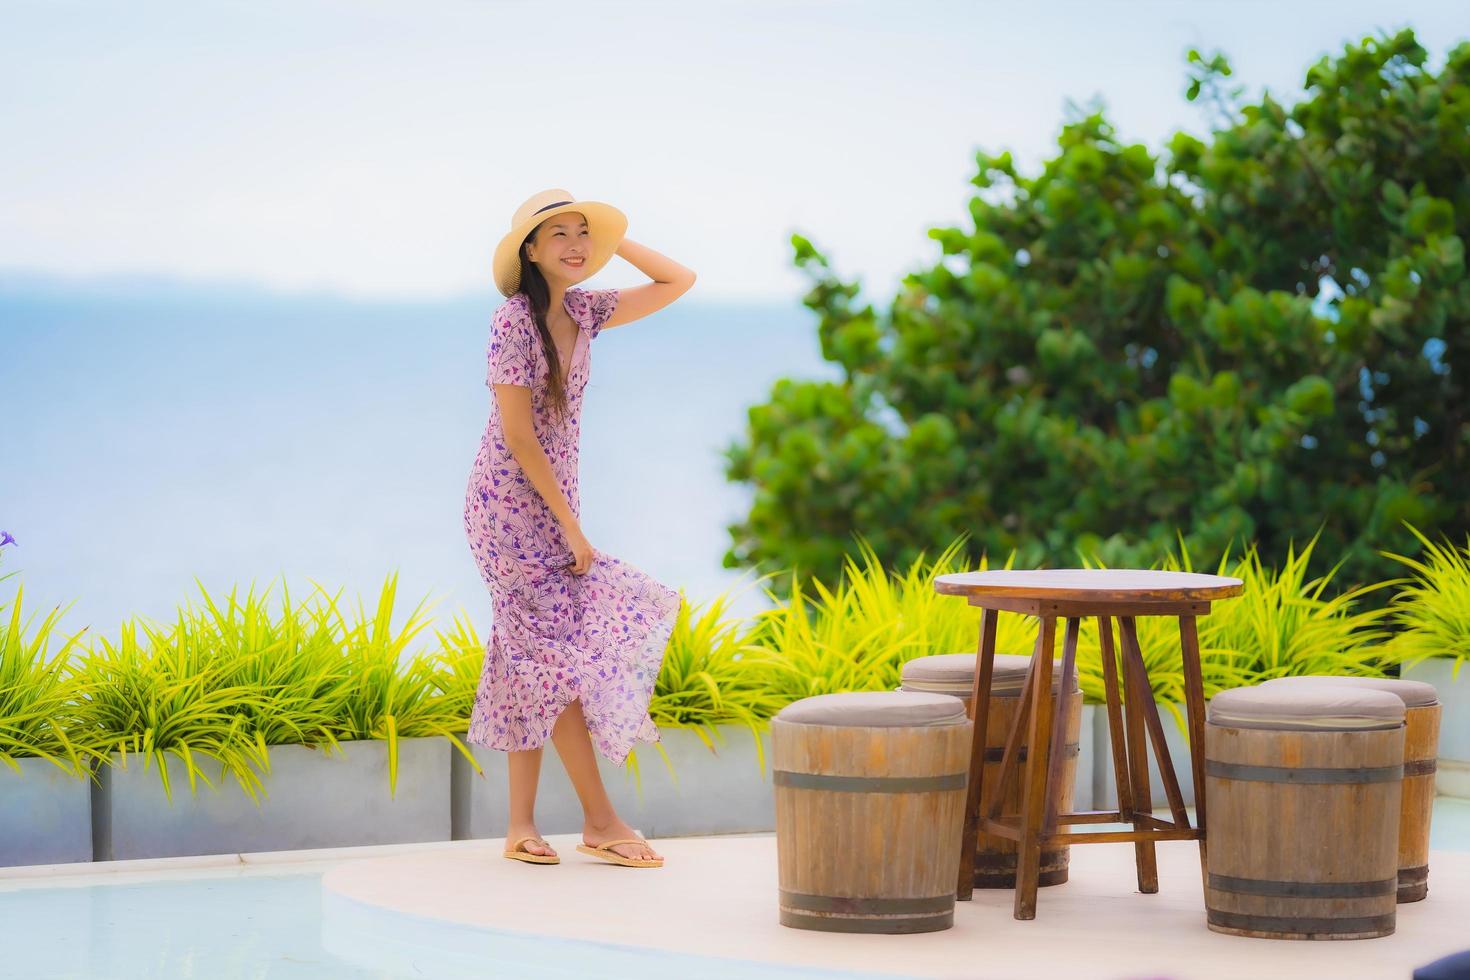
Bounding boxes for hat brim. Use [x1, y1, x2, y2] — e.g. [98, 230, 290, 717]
[493, 201, 628, 297]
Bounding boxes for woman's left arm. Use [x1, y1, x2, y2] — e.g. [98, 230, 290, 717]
[600, 238, 696, 330]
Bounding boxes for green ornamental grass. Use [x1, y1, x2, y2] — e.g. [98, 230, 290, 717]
[0, 526, 1421, 791]
[0, 583, 97, 779]
[1073, 531, 1393, 731]
[1191, 532, 1393, 681]
[745, 535, 1033, 699]
[1382, 522, 1470, 675]
[309, 575, 480, 793]
[629, 581, 789, 783]
[79, 573, 479, 801]
[424, 608, 492, 776]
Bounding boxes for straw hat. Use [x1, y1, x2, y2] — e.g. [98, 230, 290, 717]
[492, 188, 627, 297]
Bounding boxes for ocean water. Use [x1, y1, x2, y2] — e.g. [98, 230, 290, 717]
[0, 276, 838, 644]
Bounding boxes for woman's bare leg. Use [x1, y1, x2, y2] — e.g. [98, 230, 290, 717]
[550, 699, 662, 862]
[505, 746, 555, 858]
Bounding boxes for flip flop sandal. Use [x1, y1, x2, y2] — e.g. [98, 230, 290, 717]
[576, 838, 663, 868]
[503, 836, 559, 864]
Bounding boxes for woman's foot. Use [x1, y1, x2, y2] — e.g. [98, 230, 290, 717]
[504, 824, 557, 859]
[582, 815, 662, 862]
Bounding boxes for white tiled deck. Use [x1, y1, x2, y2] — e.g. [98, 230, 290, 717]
[322, 831, 1470, 979]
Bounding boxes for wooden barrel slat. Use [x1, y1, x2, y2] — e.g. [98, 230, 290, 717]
[773, 718, 972, 934]
[1204, 723, 1404, 941]
[964, 687, 1082, 888]
[1398, 703, 1440, 903]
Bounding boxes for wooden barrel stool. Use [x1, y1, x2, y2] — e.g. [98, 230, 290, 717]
[1260, 675, 1442, 902]
[771, 690, 973, 934]
[901, 652, 1082, 888]
[1205, 685, 1406, 940]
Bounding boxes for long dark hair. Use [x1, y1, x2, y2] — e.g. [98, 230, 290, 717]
[515, 227, 571, 420]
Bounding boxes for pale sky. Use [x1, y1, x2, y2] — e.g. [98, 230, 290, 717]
[3, 0, 1465, 304]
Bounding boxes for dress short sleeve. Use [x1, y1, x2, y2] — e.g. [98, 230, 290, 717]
[579, 288, 620, 340]
[486, 300, 537, 388]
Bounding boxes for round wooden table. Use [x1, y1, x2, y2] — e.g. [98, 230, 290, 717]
[933, 568, 1244, 920]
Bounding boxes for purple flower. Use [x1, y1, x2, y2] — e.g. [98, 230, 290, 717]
[0, 531, 15, 548]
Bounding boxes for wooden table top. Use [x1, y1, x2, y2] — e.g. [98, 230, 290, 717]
[933, 568, 1244, 602]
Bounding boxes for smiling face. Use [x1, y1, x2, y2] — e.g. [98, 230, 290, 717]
[524, 210, 591, 288]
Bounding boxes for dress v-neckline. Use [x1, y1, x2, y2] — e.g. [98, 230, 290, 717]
[551, 291, 584, 389]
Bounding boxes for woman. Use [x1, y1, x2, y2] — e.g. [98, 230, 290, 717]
[463, 189, 695, 869]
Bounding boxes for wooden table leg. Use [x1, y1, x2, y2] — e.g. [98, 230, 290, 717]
[1014, 616, 1057, 920]
[987, 645, 1037, 822]
[1122, 623, 1190, 828]
[956, 608, 998, 901]
[1043, 618, 1080, 836]
[1119, 616, 1159, 894]
[1178, 613, 1210, 894]
[1097, 617, 1134, 825]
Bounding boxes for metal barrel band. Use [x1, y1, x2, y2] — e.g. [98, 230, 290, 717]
[981, 742, 1080, 764]
[1207, 909, 1395, 936]
[779, 890, 955, 915]
[1399, 865, 1429, 885]
[1205, 760, 1404, 784]
[1208, 873, 1397, 899]
[779, 909, 955, 934]
[1403, 758, 1438, 777]
[773, 770, 967, 793]
[974, 867, 1069, 888]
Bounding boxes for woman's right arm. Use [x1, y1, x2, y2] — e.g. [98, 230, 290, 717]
[494, 384, 595, 573]
[485, 304, 596, 573]
[494, 384, 574, 530]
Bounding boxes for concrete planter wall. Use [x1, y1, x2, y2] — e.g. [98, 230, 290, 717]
[454, 711, 1099, 840]
[1404, 658, 1470, 799]
[0, 758, 92, 867]
[452, 724, 777, 840]
[95, 736, 451, 861]
[1070, 704, 1098, 812]
[0, 702, 1214, 868]
[1089, 701, 1198, 809]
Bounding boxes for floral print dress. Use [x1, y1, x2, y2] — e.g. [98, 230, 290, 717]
[463, 286, 681, 765]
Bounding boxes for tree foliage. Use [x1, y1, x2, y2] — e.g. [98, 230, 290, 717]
[724, 30, 1469, 593]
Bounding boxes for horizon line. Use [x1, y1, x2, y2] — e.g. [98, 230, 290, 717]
[0, 266, 826, 309]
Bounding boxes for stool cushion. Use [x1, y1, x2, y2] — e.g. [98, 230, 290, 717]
[1207, 685, 1406, 732]
[775, 691, 969, 728]
[899, 653, 1079, 695]
[1258, 674, 1439, 707]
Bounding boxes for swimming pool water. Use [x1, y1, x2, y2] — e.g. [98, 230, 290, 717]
[0, 868, 913, 980]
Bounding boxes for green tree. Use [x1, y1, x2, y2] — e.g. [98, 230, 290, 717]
[724, 30, 1469, 594]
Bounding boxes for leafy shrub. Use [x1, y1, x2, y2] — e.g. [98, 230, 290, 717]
[725, 30, 1469, 597]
